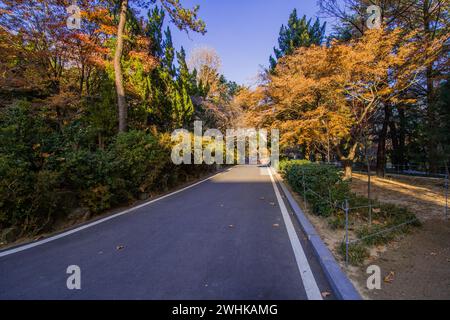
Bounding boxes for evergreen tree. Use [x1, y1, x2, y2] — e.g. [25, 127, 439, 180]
[176, 46, 196, 95]
[269, 9, 326, 70]
[174, 46, 195, 127]
[163, 27, 175, 76]
[435, 78, 450, 164]
[146, 6, 165, 58]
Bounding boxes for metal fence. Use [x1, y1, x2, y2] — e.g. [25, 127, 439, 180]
[323, 160, 449, 219]
[297, 165, 448, 267]
[346, 161, 448, 178]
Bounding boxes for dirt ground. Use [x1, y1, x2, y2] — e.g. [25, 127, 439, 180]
[354, 220, 450, 300]
[282, 173, 450, 300]
[350, 173, 450, 300]
[352, 173, 448, 221]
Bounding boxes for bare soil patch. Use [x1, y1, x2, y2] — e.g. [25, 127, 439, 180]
[351, 173, 447, 221]
[355, 220, 450, 300]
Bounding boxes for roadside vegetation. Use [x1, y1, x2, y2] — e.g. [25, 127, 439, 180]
[0, 1, 241, 244]
[279, 160, 421, 265]
[240, 1, 449, 179]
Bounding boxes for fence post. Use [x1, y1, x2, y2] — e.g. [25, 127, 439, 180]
[345, 199, 349, 268]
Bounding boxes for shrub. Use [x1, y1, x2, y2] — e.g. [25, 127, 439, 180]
[0, 102, 70, 233]
[279, 159, 310, 173]
[281, 161, 351, 217]
[81, 185, 113, 214]
[338, 242, 369, 266]
[108, 130, 172, 197]
[0, 102, 218, 240]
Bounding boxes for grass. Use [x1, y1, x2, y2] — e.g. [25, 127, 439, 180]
[338, 242, 370, 266]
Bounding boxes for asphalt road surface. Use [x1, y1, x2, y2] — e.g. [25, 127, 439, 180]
[0, 165, 335, 300]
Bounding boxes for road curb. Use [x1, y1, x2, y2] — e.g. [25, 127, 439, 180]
[276, 175, 362, 300]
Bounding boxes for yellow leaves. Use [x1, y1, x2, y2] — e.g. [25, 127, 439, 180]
[243, 26, 438, 159]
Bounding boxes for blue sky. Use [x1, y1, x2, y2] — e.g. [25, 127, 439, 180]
[170, 0, 330, 86]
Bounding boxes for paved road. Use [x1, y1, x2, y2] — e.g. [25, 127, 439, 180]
[0, 165, 334, 300]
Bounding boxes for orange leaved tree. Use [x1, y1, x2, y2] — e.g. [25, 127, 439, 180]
[254, 28, 444, 178]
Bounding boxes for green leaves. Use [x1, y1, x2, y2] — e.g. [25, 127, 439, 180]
[270, 9, 326, 70]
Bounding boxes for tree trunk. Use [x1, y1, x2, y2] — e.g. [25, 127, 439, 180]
[389, 115, 400, 170]
[398, 107, 407, 168]
[79, 63, 85, 94]
[426, 64, 438, 173]
[342, 159, 353, 180]
[114, 0, 128, 133]
[337, 142, 357, 180]
[423, 0, 438, 173]
[376, 104, 391, 177]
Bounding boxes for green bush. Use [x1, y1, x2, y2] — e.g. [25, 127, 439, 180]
[338, 242, 370, 266]
[108, 130, 172, 196]
[0, 102, 68, 233]
[0, 102, 217, 238]
[281, 159, 421, 266]
[281, 161, 351, 217]
[278, 159, 311, 173]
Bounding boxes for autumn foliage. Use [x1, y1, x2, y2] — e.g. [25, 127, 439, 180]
[243, 27, 447, 178]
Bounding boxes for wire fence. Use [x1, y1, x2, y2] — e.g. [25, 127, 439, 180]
[297, 165, 448, 267]
[343, 161, 448, 179]
[321, 160, 449, 220]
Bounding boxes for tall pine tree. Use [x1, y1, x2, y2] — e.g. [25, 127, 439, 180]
[269, 9, 326, 70]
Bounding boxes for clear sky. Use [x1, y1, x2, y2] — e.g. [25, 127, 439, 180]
[170, 0, 329, 86]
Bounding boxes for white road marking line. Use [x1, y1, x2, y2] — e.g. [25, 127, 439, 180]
[268, 167, 323, 300]
[0, 171, 226, 258]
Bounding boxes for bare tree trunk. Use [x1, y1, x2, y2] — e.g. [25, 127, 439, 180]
[79, 63, 85, 94]
[423, 0, 439, 173]
[426, 64, 438, 173]
[389, 113, 400, 170]
[398, 106, 407, 168]
[342, 159, 353, 180]
[115, 0, 128, 133]
[338, 144, 358, 180]
[376, 104, 390, 177]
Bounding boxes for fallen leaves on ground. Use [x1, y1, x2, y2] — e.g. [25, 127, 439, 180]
[384, 271, 395, 283]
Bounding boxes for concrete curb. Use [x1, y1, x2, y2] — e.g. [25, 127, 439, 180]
[276, 176, 362, 300]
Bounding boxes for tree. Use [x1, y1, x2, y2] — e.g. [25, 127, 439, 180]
[115, 0, 129, 133]
[319, 0, 450, 175]
[188, 46, 221, 96]
[113, 0, 206, 132]
[248, 28, 444, 179]
[269, 9, 326, 71]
